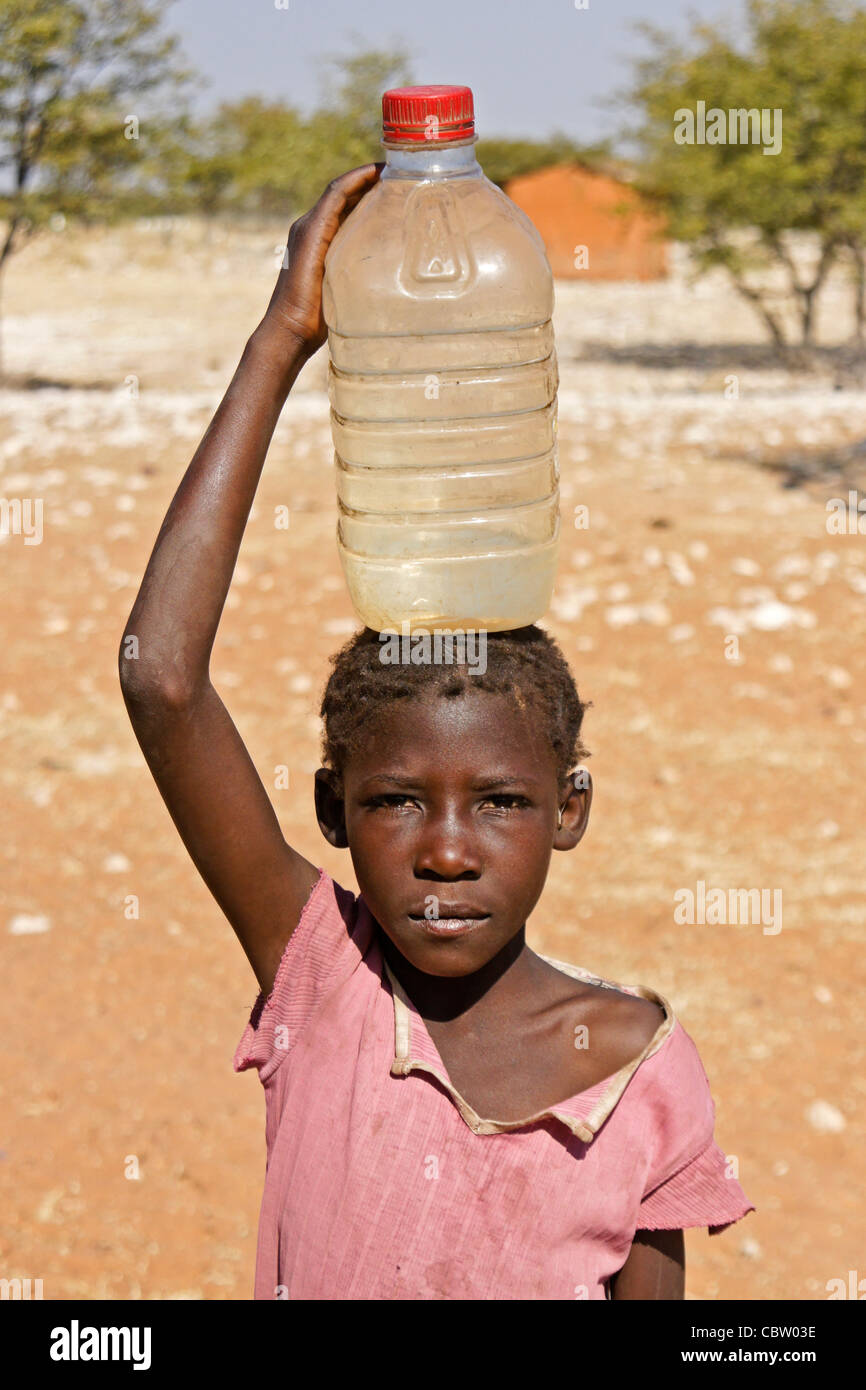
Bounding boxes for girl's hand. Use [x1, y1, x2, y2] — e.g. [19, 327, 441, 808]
[261, 163, 384, 358]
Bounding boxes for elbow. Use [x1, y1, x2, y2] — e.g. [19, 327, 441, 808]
[117, 632, 203, 712]
[117, 629, 139, 692]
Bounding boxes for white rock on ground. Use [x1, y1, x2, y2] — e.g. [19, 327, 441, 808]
[804, 1100, 846, 1133]
[9, 914, 51, 935]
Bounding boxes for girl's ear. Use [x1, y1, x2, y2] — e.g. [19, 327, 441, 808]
[314, 768, 348, 848]
[554, 768, 593, 851]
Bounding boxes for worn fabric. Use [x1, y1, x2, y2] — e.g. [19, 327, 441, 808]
[235, 869, 754, 1300]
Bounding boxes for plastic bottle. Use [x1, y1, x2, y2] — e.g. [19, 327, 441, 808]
[322, 84, 559, 633]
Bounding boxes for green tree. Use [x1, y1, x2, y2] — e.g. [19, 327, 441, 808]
[0, 0, 192, 376]
[183, 48, 414, 222]
[188, 52, 608, 220]
[626, 0, 866, 347]
[191, 98, 315, 218]
[162, 116, 236, 224]
[317, 45, 413, 154]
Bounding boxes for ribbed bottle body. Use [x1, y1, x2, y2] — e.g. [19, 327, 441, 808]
[323, 145, 559, 631]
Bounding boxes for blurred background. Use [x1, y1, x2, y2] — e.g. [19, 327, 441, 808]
[1, 0, 864, 1301]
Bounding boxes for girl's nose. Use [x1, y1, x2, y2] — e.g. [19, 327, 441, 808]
[413, 812, 481, 880]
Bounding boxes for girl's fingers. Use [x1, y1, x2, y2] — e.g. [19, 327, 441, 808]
[319, 164, 383, 215]
[331, 162, 384, 189]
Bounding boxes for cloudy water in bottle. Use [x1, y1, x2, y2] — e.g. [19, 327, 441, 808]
[322, 83, 559, 632]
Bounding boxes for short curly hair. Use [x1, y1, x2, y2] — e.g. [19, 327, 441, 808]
[319, 625, 590, 790]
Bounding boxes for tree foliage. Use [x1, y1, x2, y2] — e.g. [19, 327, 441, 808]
[167, 47, 413, 220]
[0, 0, 192, 247]
[170, 51, 609, 218]
[0, 0, 192, 373]
[627, 0, 866, 345]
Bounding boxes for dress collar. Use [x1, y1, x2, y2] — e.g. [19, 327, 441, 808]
[383, 955, 675, 1144]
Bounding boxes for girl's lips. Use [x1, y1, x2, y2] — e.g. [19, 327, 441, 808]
[407, 914, 489, 939]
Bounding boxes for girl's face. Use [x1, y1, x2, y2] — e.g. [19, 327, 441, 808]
[319, 689, 590, 978]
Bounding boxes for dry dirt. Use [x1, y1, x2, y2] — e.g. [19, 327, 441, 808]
[1, 218, 864, 1300]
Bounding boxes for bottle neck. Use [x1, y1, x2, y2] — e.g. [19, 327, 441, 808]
[381, 138, 482, 179]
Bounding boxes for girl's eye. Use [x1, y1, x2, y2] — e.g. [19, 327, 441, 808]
[480, 794, 530, 812]
[365, 794, 529, 813]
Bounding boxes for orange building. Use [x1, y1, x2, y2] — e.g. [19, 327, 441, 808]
[504, 163, 668, 281]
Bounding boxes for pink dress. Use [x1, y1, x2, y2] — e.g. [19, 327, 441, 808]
[234, 869, 754, 1299]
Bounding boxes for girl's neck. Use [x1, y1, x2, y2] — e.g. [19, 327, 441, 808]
[380, 926, 543, 1025]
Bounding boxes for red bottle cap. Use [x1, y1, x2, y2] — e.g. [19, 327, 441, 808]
[382, 85, 475, 144]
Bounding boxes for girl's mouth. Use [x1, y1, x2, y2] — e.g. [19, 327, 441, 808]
[407, 913, 490, 939]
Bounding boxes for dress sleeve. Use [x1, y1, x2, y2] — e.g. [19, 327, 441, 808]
[233, 868, 374, 1084]
[635, 1022, 755, 1235]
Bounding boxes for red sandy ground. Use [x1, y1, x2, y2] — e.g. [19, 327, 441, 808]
[1, 221, 864, 1300]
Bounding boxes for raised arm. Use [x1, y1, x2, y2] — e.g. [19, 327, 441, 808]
[118, 164, 382, 996]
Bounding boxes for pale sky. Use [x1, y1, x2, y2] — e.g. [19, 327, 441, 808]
[167, 0, 747, 144]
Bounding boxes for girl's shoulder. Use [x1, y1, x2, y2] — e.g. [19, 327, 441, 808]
[539, 952, 674, 1071]
[553, 959, 717, 1118]
[537, 955, 752, 1229]
[540, 956, 722, 1155]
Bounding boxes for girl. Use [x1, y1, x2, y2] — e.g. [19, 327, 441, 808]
[119, 165, 754, 1300]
